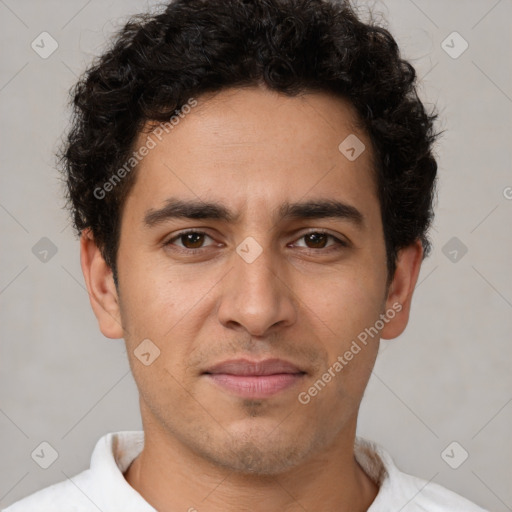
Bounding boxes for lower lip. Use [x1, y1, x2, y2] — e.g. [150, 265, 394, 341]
[205, 373, 305, 399]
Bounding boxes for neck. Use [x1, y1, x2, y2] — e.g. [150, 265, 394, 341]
[124, 421, 379, 512]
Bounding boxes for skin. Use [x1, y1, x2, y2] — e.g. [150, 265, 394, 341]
[80, 83, 423, 512]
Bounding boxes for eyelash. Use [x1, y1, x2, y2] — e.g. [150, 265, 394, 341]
[163, 229, 348, 254]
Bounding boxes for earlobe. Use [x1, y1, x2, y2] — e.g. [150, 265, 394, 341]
[80, 228, 124, 339]
[380, 239, 424, 340]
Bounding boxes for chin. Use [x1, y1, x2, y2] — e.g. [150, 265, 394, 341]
[197, 425, 320, 476]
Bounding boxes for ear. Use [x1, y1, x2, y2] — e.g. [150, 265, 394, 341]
[80, 228, 124, 339]
[380, 239, 424, 340]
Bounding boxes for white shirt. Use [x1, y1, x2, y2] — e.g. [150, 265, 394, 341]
[2, 431, 488, 511]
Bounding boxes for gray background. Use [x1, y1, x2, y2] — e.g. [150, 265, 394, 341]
[1, 0, 511, 510]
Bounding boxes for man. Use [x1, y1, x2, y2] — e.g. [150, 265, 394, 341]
[3, 0, 488, 510]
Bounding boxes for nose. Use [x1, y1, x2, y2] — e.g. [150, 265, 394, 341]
[217, 239, 298, 337]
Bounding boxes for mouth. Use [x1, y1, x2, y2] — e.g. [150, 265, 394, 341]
[202, 358, 307, 399]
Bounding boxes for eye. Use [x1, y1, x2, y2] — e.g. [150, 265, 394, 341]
[163, 229, 348, 253]
[164, 230, 215, 251]
[292, 230, 348, 250]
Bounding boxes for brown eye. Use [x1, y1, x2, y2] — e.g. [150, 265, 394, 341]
[303, 232, 329, 249]
[293, 231, 347, 250]
[179, 232, 205, 249]
[165, 231, 214, 250]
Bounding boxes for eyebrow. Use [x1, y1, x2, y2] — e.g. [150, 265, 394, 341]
[143, 197, 365, 229]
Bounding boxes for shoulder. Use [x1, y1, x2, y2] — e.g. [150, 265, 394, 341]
[355, 437, 489, 512]
[388, 468, 489, 512]
[2, 469, 96, 512]
[2, 431, 147, 512]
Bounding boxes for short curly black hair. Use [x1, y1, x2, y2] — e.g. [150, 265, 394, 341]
[59, 0, 439, 290]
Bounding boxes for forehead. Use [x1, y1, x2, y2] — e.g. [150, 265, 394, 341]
[122, 85, 379, 229]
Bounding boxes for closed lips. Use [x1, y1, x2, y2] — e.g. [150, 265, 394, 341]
[204, 358, 306, 376]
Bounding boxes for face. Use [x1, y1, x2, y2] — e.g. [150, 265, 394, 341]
[82, 84, 422, 476]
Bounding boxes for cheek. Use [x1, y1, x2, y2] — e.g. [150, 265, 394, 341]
[301, 270, 384, 395]
[118, 271, 196, 410]
[117, 264, 178, 357]
[308, 268, 385, 340]
[118, 244, 181, 320]
[118, 260, 210, 375]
